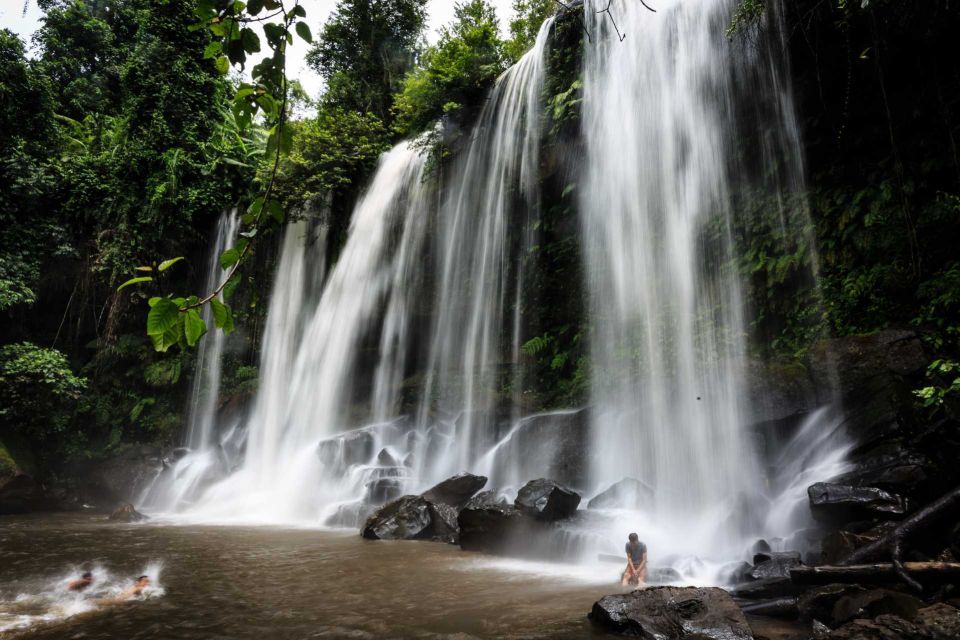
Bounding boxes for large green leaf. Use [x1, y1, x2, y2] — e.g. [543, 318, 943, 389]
[184, 309, 207, 347]
[219, 248, 240, 270]
[147, 298, 182, 352]
[210, 297, 235, 334]
[295, 22, 313, 44]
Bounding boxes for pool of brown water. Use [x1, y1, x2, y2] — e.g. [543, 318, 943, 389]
[1, 513, 619, 639]
[2, 514, 813, 639]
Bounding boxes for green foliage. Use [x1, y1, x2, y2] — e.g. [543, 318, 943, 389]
[727, 0, 765, 38]
[504, 0, 554, 62]
[393, 0, 507, 136]
[0, 342, 86, 443]
[915, 357, 960, 421]
[272, 108, 391, 209]
[306, 0, 428, 124]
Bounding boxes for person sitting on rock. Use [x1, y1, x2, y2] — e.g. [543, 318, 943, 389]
[67, 572, 94, 592]
[621, 532, 647, 588]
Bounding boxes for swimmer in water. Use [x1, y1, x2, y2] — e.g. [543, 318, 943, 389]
[67, 572, 94, 592]
[95, 575, 151, 605]
[119, 575, 150, 600]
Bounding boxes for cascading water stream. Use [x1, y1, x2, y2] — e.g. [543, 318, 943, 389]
[186, 209, 240, 451]
[578, 0, 833, 561]
[413, 16, 552, 481]
[139, 209, 240, 512]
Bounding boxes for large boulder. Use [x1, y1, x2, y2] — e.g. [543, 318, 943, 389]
[361, 494, 462, 543]
[750, 551, 803, 580]
[587, 477, 653, 510]
[589, 587, 753, 639]
[463, 489, 508, 510]
[515, 478, 581, 520]
[427, 501, 460, 544]
[832, 449, 932, 497]
[458, 504, 554, 557]
[808, 482, 907, 523]
[361, 495, 432, 540]
[420, 472, 487, 508]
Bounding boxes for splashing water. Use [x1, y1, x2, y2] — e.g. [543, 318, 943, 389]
[0, 563, 164, 635]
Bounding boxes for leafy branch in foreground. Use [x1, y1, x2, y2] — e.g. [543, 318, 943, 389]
[117, 0, 311, 352]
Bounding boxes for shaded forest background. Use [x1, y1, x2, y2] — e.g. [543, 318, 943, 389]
[0, 0, 957, 490]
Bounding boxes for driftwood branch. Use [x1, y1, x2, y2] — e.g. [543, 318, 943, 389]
[842, 486, 960, 565]
[790, 562, 960, 586]
[835, 485, 960, 592]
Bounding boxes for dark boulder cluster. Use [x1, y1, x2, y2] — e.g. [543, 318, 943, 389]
[361, 475, 586, 559]
[714, 331, 960, 639]
[361, 472, 490, 543]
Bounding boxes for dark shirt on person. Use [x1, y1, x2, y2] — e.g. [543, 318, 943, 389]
[625, 540, 646, 564]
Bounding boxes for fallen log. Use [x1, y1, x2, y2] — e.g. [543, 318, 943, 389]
[790, 562, 960, 586]
[738, 596, 798, 618]
[839, 485, 960, 591]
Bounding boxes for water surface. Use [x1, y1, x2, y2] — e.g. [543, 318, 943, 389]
[1, 514, 616, 639]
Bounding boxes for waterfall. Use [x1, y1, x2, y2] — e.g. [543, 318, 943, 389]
[186, 209, 240, 451]
[150, 3, 838, 572]
[578, 0, 820, 558]
[139, 209, 240, 511]
[414, 16, 553, 481]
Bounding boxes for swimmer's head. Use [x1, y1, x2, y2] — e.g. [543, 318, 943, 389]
[628, 532, 639, 542]
[135, 575, 150, 586]
[81, 572, 93, 579]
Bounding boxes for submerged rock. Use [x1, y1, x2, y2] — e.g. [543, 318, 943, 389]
[108, 502, 147, 522]
[808, 482, 907, 523]
[587, 477, 653, 510]
[589, 587, 752, 639]
[514, 478, 580, 520]
[421, 472, 487, 508]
